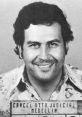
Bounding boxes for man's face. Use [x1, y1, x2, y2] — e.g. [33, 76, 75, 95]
[23, 23, 66, 82]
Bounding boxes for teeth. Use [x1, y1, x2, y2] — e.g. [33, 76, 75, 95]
[39, 64, 50, 67]
[38, 64, 51, 71]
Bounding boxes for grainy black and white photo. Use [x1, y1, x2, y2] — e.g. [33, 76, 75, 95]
[0, 0, 82, 117]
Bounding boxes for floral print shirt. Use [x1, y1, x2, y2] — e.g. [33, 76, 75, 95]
[0, 64, 82, 117]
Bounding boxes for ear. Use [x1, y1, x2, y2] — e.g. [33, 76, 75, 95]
[65, 42, 69, 54]
[18, 46, 23, 59]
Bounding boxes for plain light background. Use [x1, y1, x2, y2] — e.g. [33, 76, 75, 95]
[0, 0, 82, 73]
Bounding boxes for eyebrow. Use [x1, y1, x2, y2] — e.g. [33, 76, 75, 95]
[47, 39, 61, 44]
[27, 39, 61, 45]
[27, 41, 41, 45]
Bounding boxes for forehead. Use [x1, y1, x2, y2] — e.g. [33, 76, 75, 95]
[25, 23, 62, 43]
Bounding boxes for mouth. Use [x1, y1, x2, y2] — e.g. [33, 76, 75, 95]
[35, 63, 54, 72]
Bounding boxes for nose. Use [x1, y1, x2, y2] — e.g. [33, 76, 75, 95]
[39, 45, 48, 59]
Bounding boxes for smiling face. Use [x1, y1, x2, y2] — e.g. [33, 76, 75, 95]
[22, 23, 67, 82]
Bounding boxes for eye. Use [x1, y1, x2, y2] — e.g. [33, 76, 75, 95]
[48, 42, 58, 48]
[28, 43, 40, 49]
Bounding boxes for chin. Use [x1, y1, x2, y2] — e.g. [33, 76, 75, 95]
[33, 70, 56, 82]
[35, 76, 53, 83]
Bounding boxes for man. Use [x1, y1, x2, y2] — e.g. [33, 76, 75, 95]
[0, 1, 82, 116]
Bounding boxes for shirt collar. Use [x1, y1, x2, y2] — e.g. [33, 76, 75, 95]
[65, 64, 82, 91]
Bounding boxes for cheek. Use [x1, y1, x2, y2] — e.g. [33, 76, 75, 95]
[23, 48, 38, 62]
[50, 48, 65, 60]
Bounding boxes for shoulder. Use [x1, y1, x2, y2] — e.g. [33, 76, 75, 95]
[0, 64, 25, 113]
[0, 64, 25, 90]
[0, 64, 25, 100]
[65, 64, 82, 91]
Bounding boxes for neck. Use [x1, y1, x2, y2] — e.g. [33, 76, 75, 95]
[27, 69, 63, 100]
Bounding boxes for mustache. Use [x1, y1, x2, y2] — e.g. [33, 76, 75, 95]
[32, 57, 58, 65]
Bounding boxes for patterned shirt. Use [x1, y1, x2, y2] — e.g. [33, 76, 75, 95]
[0, 64, 82, 117]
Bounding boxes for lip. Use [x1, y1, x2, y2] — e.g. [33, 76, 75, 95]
[38, 64, 53, 71]
[34, 61, 54, 66]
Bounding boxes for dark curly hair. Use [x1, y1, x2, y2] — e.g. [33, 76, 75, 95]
[13, 2, 74, 56]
